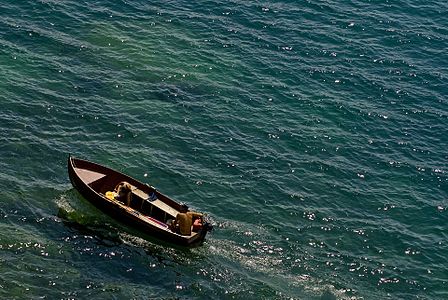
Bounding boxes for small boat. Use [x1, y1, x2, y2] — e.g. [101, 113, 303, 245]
[67, 156, 212, 246]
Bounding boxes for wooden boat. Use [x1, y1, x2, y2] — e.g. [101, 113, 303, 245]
[67, 156, 212, 246]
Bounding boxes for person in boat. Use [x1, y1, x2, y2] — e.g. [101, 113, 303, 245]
[174, 204, 203, 235]
[114, 181, 132, 206]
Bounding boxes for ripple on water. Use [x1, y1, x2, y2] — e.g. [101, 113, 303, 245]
[1, 0, 447, 298]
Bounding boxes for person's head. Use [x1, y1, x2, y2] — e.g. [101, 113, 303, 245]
[179, 203, 188, 213]
[117, 182, 132, 196]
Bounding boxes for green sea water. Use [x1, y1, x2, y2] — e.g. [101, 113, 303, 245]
[0, 0, 447, 299]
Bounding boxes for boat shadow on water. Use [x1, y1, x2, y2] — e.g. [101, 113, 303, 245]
[56, 189, 210, 264]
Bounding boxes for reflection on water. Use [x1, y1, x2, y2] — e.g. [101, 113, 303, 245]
[1, 0, 447, 298]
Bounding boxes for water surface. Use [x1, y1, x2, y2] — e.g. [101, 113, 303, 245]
[0, 0, 447, 299]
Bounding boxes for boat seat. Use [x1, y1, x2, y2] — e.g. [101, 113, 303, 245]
[127, 184, 179, 220]
[151, 199, 179, 218]
[131, 188, 149, 201]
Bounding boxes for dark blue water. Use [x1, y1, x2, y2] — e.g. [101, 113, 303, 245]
[0, 0, 447, 299]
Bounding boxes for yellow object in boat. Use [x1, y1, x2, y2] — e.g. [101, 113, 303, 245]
[105, 191, 117, 200]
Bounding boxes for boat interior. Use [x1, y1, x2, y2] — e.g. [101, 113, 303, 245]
[75, 167, 180, 226]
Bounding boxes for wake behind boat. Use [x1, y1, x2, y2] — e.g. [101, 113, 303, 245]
[67, 156, 212, 246]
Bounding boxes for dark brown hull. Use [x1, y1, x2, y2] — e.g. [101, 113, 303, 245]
[67, 156, 208, 246]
